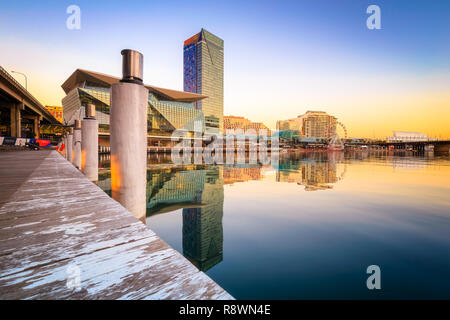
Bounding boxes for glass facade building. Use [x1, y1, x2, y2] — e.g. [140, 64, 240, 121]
[184, 29, 224, 135]
[61, 69, 206, 142]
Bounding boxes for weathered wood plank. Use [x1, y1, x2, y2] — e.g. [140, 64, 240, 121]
[0, 150, 232, 300]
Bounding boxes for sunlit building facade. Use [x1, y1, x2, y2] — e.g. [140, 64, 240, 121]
[224, 115, 271, 135]
[277, 111, 337, 138]
[44, 106, 64, 124]
[61, 69, 206, 144]
[184, 29, 224, 135]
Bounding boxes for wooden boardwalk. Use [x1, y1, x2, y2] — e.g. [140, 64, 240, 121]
[0, 150, 232, 300]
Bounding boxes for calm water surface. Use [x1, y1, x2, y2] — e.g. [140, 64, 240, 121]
[98, 151, 450, 299]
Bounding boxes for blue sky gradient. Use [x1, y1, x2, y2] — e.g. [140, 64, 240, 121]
[1, 0, 449, 137]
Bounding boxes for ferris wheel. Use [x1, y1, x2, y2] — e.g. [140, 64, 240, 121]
[336, 121, 347, 139]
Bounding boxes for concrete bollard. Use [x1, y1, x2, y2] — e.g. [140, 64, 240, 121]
[110, 49, 148, 222]
[81, 105, 98, 182]
[73, 120, 82, 169]
[67, 128, 73, 162]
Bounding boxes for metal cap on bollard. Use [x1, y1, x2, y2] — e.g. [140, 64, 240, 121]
[74, 119, 82, 129]
[85, 104, 96, 119]
[120, 49, 144, 85]
[69, 127, 74, 134]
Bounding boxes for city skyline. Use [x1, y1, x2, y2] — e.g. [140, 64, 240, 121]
[1, 0, 449, 138]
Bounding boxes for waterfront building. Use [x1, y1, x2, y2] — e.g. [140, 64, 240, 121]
[61, 69, 206, 146]
[386, 131, 430, 142]
[184, 29, 224, 135]
[277, 111, 337, 139]
[44, 105, 63, 123]
[224, 115, 271, 135]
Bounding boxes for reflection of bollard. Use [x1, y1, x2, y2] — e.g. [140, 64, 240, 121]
[110, 49, 148, 222]
[81, 105, 98, 182]
[67, 128, 73, 162]
[73, 120, 82, 169]
[57, 140, 62, 153]
[63, 134, 67, 158]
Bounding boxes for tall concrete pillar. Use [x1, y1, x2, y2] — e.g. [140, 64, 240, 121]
[66, 128, 73, 162]
[73, 120, 82, 169]
[10, 104, 22, 137]
[110, 49, 148, 222]
[10, 105, 16, 137]
[33, 116, 40, 139]
[16, 103, 23, 137]
[81, 105, 98, 182]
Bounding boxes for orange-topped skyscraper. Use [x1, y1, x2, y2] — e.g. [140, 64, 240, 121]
[184, 29, 224, 135]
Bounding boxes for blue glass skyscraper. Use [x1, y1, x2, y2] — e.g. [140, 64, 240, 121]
[184, 29, 224, 135]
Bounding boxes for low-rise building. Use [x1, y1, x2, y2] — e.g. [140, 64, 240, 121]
[386, 131, 430, 142]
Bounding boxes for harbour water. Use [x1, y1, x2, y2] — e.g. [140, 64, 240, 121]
[98, 151, 450, 299]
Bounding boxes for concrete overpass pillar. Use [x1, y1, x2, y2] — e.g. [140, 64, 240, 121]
[33, 116, 40, 139]
[10, 105, 16, 137]
[10, 104, 22, 137]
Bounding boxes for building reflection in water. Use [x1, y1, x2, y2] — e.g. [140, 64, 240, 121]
[182, 167, 224, 272]
[223, 165, 263, 185]
[98, 152, 349, 272]
[146, 166, 224, 272]
[276, 152, 345, 191]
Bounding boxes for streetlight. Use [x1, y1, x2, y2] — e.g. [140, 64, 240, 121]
[11, 70, 27, 91]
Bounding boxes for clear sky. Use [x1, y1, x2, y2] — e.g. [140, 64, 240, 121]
[1, 0, 449, 138]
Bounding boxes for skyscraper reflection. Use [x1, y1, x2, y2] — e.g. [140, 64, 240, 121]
[182, 167, 224, 271]
[145, 166, 224, 271]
